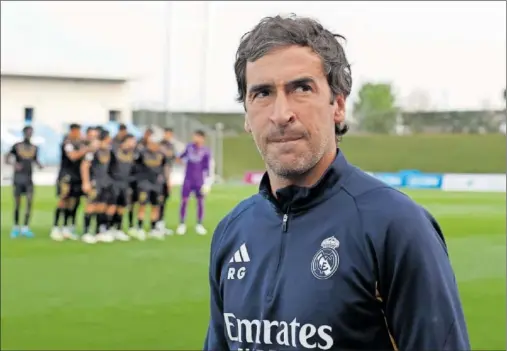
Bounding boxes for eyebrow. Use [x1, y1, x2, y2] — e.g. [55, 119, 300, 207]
[247, 77, 317, 97]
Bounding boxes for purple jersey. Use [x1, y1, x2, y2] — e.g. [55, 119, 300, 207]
[180, 143, 210, 185]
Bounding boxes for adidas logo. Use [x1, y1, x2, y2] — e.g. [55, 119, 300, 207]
[227, 243, 250, 280]
[229, 243, 250, 263]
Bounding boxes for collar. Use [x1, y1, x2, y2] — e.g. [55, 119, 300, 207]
[259, 149, 352, 213]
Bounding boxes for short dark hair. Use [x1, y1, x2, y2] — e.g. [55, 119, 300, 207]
[86, 126, 96, 133]
[69, 123, 81, 130]
[234, 14, 351, 138]
[122, 133, 134, 142]
[99, 130, 110, 141]
[164, 127, 174, 133]
[119, 123, 127, 131]
[194, 130, 206, 137]
[23, 126, 33, 134]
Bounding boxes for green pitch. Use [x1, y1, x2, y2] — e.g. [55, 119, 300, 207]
[1, 185, 505, 350]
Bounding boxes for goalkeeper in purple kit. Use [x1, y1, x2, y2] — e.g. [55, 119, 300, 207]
[175, 130, 211, 236]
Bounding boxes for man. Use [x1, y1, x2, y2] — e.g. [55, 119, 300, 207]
[85, 126, 99, 144]
[127, 128, 153, 235]
[80, 129, 114, 244]
[67, 126, 100, 234]
[5, 126, 43, 238]
[175, 130, 210, 236]
[112, 123, 128, 151]
[51, 124, 94, 241]
[204, 15, 470, 350]
[102, 134, 137, 242]
[133, 139, 171, 240]
[157, 127, 176, 235]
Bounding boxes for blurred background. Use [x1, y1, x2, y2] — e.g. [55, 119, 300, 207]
[1, 1, 505, 350]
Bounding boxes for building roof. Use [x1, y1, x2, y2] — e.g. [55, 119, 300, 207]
[0, 71, 129, 83]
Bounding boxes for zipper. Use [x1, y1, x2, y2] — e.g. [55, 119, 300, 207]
[282, 213, 289, 232]
[267, 208, 290, 301]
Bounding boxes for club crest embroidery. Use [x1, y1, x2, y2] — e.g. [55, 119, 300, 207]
[311, 236, 340, 280]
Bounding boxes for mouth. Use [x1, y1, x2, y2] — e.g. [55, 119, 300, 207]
[269, 136, 303, 143]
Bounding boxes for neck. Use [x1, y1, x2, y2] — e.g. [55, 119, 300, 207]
[268, 147, 337, 195]
[23, 138, 30, 143]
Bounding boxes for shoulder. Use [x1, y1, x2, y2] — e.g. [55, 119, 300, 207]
[9, 143, 19, 153]
[340, 166, 418, 217]
[210, 194, 262, 254]
[84, 151, 95, 161]
[339, 166, 440, 238]
[63, 141, 75, 152]
[352, 182, 443, 252]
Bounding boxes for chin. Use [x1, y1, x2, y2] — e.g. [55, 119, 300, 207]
[267, 153, 316, 178]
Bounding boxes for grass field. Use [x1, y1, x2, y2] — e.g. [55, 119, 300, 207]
[1, 185, 505, 350]
[223, 134, 506, 178]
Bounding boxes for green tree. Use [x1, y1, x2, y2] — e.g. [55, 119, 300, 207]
[353, 83, 398, 133]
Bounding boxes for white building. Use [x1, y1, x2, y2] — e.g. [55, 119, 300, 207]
[0, 71, 132, 132]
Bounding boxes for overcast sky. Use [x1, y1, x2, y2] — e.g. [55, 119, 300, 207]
[1, 1, 505, 112]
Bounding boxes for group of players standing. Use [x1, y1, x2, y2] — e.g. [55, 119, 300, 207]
[6, 123, 212, 243]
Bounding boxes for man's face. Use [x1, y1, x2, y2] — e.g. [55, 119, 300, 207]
[244, 45, 345, 178]
[24, 128, 33, 140]
[164, 131, 173, 141]
[70, 128, 81, 139]
[144, 130, 153, 140]
[101, 136, 111, 148]
[192, 133, 204, 145]
[122, 137, 136, 150]
[87, 129, 98, 141]
[147, 140, 159, 152]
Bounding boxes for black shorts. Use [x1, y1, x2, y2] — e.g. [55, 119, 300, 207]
[13, 181, 34, 197]
[57, 175, 82, 199]
[87, 181, 114, 205]
[137, 181, 164, 206]
[130, 181, 138, 203]
[110, 183, 130, 207]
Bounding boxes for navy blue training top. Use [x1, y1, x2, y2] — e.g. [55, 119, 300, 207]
[204, 150, 470, 351]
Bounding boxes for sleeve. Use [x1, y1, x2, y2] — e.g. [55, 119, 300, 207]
[179, 144, 189, 159]
[378, 204, 470, 350]
[7, 143, 18, 158]
[203, 217, 229, 351]
[165, 147, 175, 167]
[34, 146, 40, 162]
[8, 144, 17, 156]
[135, 151, 143, 163]
[165, 155, 173, 168]
[64, 142, 74, 154]
[84, 152, 94, 162]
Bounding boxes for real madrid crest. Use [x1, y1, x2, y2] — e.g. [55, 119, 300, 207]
[311, 236, 340, 280]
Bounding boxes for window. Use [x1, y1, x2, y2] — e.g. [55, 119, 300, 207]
[109, 110, 121, 122]
[24, 107, 34, 123]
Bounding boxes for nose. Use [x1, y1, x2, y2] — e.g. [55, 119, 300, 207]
[270, 93, 295, 127]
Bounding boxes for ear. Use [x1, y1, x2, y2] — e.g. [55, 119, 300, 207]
[244, 114, 252, 133]
[333, 94, 346, 126]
